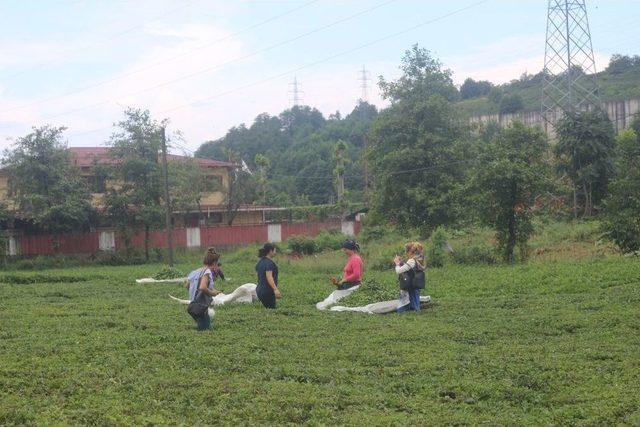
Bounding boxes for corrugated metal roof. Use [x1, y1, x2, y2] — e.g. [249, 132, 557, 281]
[68, 147, 234, 168]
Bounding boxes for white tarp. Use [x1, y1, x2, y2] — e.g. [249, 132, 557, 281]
[136, 277, 187, 284]
[330, 295, 431, 314]
[315, 286, 360, 310]
[168, 283, 258, 318]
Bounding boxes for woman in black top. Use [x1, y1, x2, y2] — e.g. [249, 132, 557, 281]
[255, 243, 281, 309]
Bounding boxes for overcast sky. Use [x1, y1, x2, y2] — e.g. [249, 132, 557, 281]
[1, 0, 638, 154]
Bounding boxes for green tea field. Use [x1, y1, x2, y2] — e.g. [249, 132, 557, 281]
[1, 229, 639, 425]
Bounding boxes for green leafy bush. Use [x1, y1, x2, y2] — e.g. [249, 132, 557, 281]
[0, 273, 98, 284]
[427, 227, 448, 268]
[153, 266, 185, 280]
[315, 229, 345, 252]
[287, 235, 318, 255]
[451, 245, 497, 265]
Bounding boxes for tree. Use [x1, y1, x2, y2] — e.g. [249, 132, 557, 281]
[104, 108, 165, 260]
[473, 122, 551, 262]
[333, 139, 347, 214]
[367, 45, 466, 231]
[2, 126, 94, 248]
[459, 78, 493, 100]
[254, 154, 270, 205]
[601, 129, 640, 253]
[554, 109, 616, 217]
[222, 149, 257, 225]
[168, 157, 206, 224]
[499, 93, 524, 114]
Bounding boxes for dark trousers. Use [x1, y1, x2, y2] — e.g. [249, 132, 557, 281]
[337, 281, 360, 290]
[189, 310, 212, 331]
[256, 285, 276, 309]
[397, 287, 421, 313]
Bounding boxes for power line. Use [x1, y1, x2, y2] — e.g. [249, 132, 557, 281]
[11, 0, 398, 120]
[1, 0, 320, 114]
[57, 0, 489, 141]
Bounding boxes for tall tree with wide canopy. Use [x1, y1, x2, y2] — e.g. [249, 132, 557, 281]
[2, 126, 94, 249]
[104, 108, 165, 260]
[554, 109, 616, 217]
[367, 44, 466, 231]
[473, 122, 552, 262]
[601, 128, 640, 253]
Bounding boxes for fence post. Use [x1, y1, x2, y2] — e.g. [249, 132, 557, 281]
[268, 223, 282, 243]
[341, 221, 355, 237]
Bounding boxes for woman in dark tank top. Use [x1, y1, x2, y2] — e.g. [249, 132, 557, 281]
[255, 243, 281, 309]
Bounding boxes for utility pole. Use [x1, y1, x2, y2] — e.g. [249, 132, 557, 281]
[358, 65, 371, 206]
[160, 126, 174, 266]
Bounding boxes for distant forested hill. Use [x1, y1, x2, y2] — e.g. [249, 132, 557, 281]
[457, 54, 640, 117]
[195, 54, 640, 207]
[196, 102, 377, 206]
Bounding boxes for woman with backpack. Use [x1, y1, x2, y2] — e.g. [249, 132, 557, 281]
[394, 242, 425, 313]
[255, 243, 281, 309]
[186, 247, 222, 330]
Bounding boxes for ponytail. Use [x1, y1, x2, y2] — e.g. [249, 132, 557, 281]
[203, 247, 220, 266]
[258, 243, 276, 258]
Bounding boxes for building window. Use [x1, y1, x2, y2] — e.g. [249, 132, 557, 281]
[83, 175, 107, 193]
[206, 213, 223, 224]
[204, 175, 223, 192]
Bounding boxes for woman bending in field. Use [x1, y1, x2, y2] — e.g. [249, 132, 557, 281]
[331, 240, 364, 290]
[394, 242, 425, 313]
[186, 248, 222, 330]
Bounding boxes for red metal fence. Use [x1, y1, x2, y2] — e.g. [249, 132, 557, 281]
[9, 221, 361, 256]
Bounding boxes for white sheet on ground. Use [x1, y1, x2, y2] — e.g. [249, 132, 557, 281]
[330, 295, 431, 314]
[169, 283, 258, 308]
[315, 286, 360, 310]
[136, 277, 186, 284]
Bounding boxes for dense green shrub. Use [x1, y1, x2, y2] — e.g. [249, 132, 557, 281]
[153, 266, 185, 280]
[427, 227, 448, 268]
[287, 235, 318, 255]
[315, 230, 345, 251]
[0, 273, 99, 284]
[451, 245, 497, 265]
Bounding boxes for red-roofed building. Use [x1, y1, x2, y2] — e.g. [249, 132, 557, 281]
[1, 146, 273, 227]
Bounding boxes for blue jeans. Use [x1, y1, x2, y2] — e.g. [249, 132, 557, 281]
[195, 312, 211, 330]
[397, 288, 421, 313]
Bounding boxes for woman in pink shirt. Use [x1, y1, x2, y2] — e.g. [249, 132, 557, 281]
[331, 240, 364, 290]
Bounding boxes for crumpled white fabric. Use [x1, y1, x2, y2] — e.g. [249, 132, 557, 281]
[136, 277, 186, 284]
[315, 286, 360, 310]
[168, 283, 258, 317]
[330, 295, 431, 314]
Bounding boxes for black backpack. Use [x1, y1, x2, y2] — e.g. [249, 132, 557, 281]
[398, 262, 425, 290]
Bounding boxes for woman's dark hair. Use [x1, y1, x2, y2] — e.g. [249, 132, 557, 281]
[341, 240, 360, 252]
[203, 247, 220, 266]
[258, 243, 276, 258]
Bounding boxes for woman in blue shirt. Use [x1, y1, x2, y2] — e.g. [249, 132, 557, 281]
[255, 243, 281, 309]
[187, 248, 222, 330]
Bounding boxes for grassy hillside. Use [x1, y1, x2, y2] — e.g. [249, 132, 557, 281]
[1, 222, 639, 425]
[457, 62, 640, 117]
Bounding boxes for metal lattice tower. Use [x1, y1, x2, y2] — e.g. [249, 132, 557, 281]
[542, 0, 600, 122]
[288, 76, 304, 106]
[358, 65, 371, 102]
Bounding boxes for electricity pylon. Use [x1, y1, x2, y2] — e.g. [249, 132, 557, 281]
[542, 0, 600, 123]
